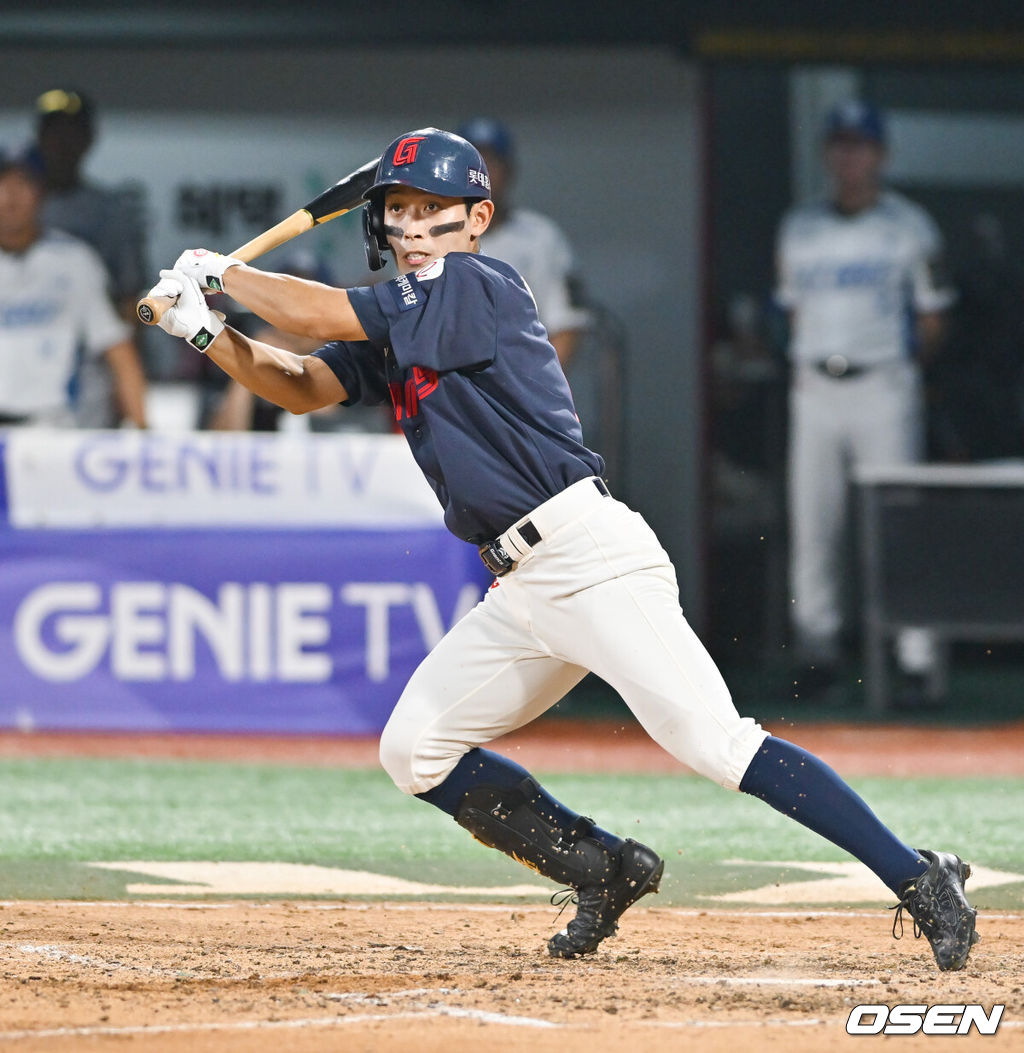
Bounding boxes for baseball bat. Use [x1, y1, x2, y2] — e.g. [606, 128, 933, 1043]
[136, 155, 381, 325]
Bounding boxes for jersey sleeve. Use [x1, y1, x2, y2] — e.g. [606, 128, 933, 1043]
[524, 223, 590, 336]
[311, 339, 390, 406]
[346, 285, 391, 345]
[908, 209, 957, 314]
[354, 257, 498, 373]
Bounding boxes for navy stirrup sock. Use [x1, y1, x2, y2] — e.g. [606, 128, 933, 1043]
[417, 747, 622, 852]
[416, 748, 530, 815]
[420, 741, 924, 891]
[739, 736, 926, 894]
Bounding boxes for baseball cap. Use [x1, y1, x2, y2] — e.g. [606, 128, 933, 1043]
[823, 100, 886, 144]
[36, 88, 94, 127]
[0, 143, 45, 181]
[456, 117, 515, 164]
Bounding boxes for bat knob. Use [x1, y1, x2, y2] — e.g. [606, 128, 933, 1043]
[136, 293, 176, 326]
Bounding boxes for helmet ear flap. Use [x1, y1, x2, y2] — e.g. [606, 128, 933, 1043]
[362, 198, 388, 272]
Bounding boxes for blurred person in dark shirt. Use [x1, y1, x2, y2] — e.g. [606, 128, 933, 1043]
[33, 88, 148, 427]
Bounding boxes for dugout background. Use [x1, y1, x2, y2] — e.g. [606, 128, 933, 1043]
[0, 41, 705, 622]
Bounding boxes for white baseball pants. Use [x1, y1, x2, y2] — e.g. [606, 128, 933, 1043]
[379, 477, 768, 795]
[788, 361, 936, 671]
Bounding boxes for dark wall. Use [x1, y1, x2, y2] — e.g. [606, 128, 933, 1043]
[705, 65, 791, 333]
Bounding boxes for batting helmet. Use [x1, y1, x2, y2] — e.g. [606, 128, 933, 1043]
[823, 100, 886, 144]
[362, 127, 491, 270]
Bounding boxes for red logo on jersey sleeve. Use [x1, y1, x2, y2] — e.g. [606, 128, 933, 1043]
[393, 136, 426, 166]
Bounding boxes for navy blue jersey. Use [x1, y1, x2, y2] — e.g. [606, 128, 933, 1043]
[313, 252, 603, 542]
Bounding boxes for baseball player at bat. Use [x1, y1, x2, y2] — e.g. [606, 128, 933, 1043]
[147, 128, 977, 970]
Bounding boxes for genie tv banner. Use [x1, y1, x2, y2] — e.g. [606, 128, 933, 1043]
[0, 430, 490, 734]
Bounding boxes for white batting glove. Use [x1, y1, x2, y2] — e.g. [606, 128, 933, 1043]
[173, 248, 243, 293]
[154, 269, 225, 352]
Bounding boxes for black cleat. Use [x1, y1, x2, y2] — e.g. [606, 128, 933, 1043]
[892, 849, 980, 971]
[547, 839, 664, 959]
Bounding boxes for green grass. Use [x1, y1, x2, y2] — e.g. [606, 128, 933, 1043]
[0, 756, 1021, 908]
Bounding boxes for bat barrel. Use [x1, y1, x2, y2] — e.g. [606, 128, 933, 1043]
[135, 154, 379, 327]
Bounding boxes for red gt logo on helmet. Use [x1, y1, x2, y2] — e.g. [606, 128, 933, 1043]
[393, 136, 426, 166]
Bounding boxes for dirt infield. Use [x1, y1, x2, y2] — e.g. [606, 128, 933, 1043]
[1, 721, 1022, 1049]
[2, 901, 1022, 1052]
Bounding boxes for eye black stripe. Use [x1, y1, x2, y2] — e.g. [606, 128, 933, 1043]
[429, 220, 466, 237]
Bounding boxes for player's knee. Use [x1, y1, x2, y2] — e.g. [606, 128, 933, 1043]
[378, 720, 418, 793]
[378, 719, 462, 796]
[375, 720, 442, 791]
[655, 716, 768, 791]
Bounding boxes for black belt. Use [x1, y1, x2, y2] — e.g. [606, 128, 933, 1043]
[479, 477, 610, 577]
[814, 356, 871, 379]
[0, 412, 29, 425]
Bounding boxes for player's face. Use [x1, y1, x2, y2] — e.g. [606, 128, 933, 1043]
[36, 115, 93, 185]
[383, 187, 493, 273]
[824, 135, 885, 194]
[0, 168, 43, 249]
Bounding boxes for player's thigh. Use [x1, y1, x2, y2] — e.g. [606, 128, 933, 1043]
[854, 366, 923, 464]
[788, 377, 849, 521]
[379, 596, 586, 794]
[559, 566, 765, 789]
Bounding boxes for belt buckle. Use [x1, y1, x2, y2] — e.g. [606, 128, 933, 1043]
[479, 540, 516, 577]
[824, 354, 851, 377]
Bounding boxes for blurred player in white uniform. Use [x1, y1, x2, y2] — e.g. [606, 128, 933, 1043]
[457, 117, 589, 368]
[775, 101, 955, 701]
[33, 89, 149, 428]
[0, 145, 147, 428]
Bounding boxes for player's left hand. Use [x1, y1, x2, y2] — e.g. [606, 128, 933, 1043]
[173, 248, 243, 293]
[152, 269, 226, 352]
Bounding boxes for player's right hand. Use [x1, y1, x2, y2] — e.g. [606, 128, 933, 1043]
[173, 248, 243, 293]
[152, 269, 226, 353]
